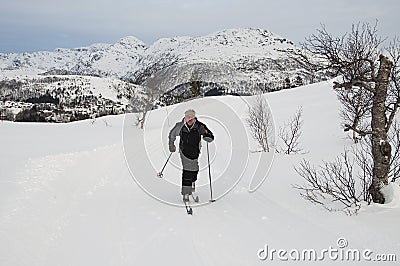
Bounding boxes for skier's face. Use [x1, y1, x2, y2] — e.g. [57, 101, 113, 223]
[186, 116, 195, 126]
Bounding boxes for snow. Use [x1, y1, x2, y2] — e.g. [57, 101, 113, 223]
[378, 183, 400, 208]
[1, 74, 133, 106]
[88, 76, 130, 104]
[147, 28, 294, 64]
[1, 80, 399, 265]
[0, 28, 303, 83]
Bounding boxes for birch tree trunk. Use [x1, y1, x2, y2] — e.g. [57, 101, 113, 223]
[369, 55, 393, 203]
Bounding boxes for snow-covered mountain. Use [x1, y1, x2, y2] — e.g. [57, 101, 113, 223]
[0, 36, 146, 78]
[0, 28, 327, 122]
[0, 28, 315, 86]
[135, 28, 298, 76]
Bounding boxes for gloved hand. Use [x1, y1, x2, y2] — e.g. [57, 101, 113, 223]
[203, 136, 213, 143]
[169, 143, 176, 152]
[203, 130, 214, 143]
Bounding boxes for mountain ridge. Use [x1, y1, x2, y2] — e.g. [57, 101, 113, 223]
[0, 28, 327, 122]
[0, 28, 304, 82]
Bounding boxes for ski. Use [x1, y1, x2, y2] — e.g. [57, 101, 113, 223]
[184, 200, 193, 215]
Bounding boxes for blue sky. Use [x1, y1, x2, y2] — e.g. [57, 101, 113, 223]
[0, 0, 398, 53]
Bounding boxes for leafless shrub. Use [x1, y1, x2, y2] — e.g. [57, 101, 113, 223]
[246, 95, 274, 152]
[294, 151, 363, 214]
[130, 88, 158, 129]
[278, 107, 304, 154]
[294, 119, 400, 214]
[351, 138, 373, 203]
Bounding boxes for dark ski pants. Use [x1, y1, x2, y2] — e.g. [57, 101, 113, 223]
[180, 152, 199, 195]
[181, 170, 198, 195]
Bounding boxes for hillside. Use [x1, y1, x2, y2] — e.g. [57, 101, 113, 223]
[0, 28, 330, 123]
[0, 75, 142, 122]
[0, 28, 323, 89]
[0, 80, 398, 265]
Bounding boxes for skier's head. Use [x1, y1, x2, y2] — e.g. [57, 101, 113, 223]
[185, 109, 196, 126]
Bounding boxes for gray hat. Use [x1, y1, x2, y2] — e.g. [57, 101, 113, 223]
[185, 109, 196, 119]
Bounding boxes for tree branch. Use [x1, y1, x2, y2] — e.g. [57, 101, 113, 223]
[333, 80, 375, 93]
[386, 99, 400, 132]
[344, 123, 375, 136]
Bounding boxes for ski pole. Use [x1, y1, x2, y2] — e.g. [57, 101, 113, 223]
[157, 152, 172, 178]
[207, 142, 215, 202]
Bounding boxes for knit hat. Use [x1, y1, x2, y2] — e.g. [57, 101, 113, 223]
[185, 109, 196, 119]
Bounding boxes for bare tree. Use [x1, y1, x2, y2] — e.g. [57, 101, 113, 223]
[337, 86, 373, 143]
[247, 95, 274, 152]
[131, 89, 158, 129]
[295, 122, 400, 213]
[299, 22, 400, 203]
[279, 106, 304, 154]
[294, 151, 361, 213]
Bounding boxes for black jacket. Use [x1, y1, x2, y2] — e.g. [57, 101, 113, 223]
[169, 118, 214, 159]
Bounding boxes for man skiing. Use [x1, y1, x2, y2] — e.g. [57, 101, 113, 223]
[168, 109, 214, 202]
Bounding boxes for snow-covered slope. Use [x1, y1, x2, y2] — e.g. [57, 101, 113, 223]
[0, 74, 142, 122]
[0, 28, 312, 88]
[0, 80, 398, 265]
[140, 28, 296, 67]
[0, 36, 146, 78]
[1, 28, 325, 123]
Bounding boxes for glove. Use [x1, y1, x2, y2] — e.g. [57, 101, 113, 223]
[203, 136, 213, 143]
[203, 130, 214, 143]
[169, 143, 176, 152]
